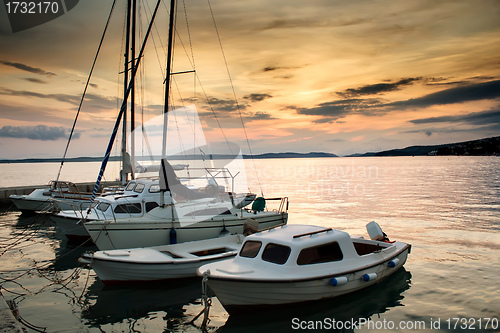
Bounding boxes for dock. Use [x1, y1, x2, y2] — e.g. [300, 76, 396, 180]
[0, 291, 24, 333]
[0, 181, 121, 208]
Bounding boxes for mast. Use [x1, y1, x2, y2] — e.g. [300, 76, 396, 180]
[121, 0, 132, 185]
[162, 0, 176, 159]
[89, 0, 163, 206]
[130, 0, 137, 180]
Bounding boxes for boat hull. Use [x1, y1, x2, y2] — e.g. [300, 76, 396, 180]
[10, 194, 53, 212]
[84, 212, 287, 250]
[81, 234, 243, 284]
[50, 213, 90, 239]
[205, 246, 409, 312]
[86, 255, 235, 285]
[10, 188, 93, 213]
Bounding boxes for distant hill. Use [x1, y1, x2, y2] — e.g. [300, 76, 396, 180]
[348, 136, 500, 157]
[0, 151, 338, 164]
[250, 152, 338, 159]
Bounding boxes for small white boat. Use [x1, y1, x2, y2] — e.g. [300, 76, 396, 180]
[9, 180, 119, 213]
[197, 222, 411, 313]
[9, 181, 92, 213]
[79, 233, 245, 285]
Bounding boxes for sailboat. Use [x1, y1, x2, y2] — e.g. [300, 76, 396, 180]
[53, 0, 289, 249]
[9, 2, 128, 215]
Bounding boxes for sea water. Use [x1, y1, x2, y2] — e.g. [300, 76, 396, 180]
[0, 156, 499, 332]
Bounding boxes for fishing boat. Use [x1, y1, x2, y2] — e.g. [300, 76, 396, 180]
[78, 233, 245, 285]
[197, 222, 411, 313]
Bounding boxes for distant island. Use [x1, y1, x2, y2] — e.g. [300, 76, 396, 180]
[347, 136, 500, 157]
[0, 152, 338, 164]
[0, 136, 498, 164]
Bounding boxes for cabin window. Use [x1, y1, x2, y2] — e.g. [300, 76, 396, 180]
[149, 184, 160, 193]
[114, 203, 142, 214]
[239, 241, 262, 258]
[125, 182, 136, 191]
[145, 202, 159, 212]
[262, 243, 291, 265]
[134, 183, 145, 193]
[296, 242, 343, 265]
[97, 203, 110, 212]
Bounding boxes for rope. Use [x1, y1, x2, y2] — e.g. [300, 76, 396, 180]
[55, 0, 117, 183]
[189, 270, 212, 330]
[201, 270, 212, 330]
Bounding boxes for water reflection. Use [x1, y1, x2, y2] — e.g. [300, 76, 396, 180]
[216, 268, 411, 332]
[81, 278, 201, 328]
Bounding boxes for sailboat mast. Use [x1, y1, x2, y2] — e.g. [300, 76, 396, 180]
[130, 0, 137, 180]
[121, 0, 132, 185]
[89, 0, 163, 206]
[162, 0, 176, 159]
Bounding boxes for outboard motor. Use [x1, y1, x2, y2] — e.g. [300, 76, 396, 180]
[366, 221, 390, 242]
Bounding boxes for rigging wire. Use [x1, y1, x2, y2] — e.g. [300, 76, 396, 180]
[55, 0, 117, 183]
[206, 0, 263, 194]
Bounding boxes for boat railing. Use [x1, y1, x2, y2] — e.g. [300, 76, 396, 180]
[66, 200, 109, 221]
[264, 197, 289, 213]
[177, 167, 241, 193]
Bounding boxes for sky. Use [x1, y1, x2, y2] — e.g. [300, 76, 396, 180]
[0, 0, 499, 159]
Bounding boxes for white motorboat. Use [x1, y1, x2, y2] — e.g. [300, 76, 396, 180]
[9, 181, 99, 213]
[197, 222, 411, 313]
[79, 233, 245, 285]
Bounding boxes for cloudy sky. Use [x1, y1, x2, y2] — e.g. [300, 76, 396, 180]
[0, 0, 499, 159]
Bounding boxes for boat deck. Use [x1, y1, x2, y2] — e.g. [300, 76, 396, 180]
[0, 181, 121, 208]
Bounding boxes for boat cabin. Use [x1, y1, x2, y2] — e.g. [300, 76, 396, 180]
[236, 225, 394, 269]
[95, 179, 162, 215]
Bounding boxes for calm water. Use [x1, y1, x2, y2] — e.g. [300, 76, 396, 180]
[1, 156, 499, 332]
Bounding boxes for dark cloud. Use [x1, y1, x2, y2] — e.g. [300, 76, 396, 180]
[0, 87, 118, 109]
[296, 98, 383, 120]
[243, 93, 272, 102]
[0, 125, 79, 141]
[82, 93, 119, 109]
[0, 60, 56, 76]
[264, 66, 280, 72]
[0, 87, 79, 104]
[261, 17, 367, 31]
[388, 80, 500, 108]
[0, 102, 62, 122]
[24, 78, 48, 84]
[204, 97, 249, 113]
[247, 112, 275, 120]
[262, 64, 302, 77]
[410, 109, 500, 126]
[337, 77, 421, 98]
[297, 80, 500, 124]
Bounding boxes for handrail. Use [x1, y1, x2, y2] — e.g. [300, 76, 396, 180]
[293, 228, 332, 239]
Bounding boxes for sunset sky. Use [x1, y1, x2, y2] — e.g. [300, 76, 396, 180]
[0, 0, 499, 160]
